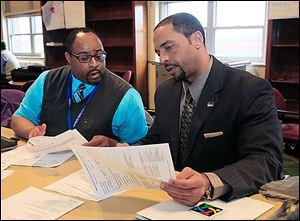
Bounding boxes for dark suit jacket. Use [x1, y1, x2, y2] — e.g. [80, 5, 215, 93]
[143, 56, 283, 201]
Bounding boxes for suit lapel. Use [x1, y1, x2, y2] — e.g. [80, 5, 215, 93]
[168, 82, 182, 165]
[183, 57, 224, 164]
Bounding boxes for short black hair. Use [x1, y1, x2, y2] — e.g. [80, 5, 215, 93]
[154, 13, 206, 46]
[65, 28, 102, 52]
[1, 41, 6, 50]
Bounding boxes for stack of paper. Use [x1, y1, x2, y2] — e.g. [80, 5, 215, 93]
[71, 143, 176, 201]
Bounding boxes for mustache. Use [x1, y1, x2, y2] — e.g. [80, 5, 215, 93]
[148, 61, 178, 67]
[87, 69, 102, 75]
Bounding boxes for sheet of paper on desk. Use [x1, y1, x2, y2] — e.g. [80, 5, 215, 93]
[1, 186, 84, 220]
[45, 169, 99, 201]
[1, 170, 14, 180]
[136, 198, 274, 220]
[1, 129, 87, 167]
[71, 143, 176, 201]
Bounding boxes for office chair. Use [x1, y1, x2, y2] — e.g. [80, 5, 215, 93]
[145, 110, 154, 129]
[1, 89, 25, 128]
[122, 70, 132, 83]
[272, 88, 299, 157]
[20, 79, 35, 93]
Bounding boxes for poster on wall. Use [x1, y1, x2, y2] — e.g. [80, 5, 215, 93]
[268, 1, 299, 19]
[64, 1, 85, 29]
[41, 1, 85, 31]
[41, 1, 65, 31]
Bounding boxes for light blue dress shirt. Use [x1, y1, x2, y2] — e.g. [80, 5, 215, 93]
[14, 71, 148, 144]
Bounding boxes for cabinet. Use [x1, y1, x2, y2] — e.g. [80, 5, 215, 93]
[41, 1, 149, 107]
[265, 18, 299, 111]
[85, 1, 148, 107]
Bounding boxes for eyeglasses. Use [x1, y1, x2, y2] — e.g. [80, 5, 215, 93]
[69, 51, 107, 63]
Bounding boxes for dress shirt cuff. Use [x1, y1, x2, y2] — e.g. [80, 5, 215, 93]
[204, 172, 226, 199]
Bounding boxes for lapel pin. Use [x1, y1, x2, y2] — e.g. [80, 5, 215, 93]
[207, 101, 214, 107]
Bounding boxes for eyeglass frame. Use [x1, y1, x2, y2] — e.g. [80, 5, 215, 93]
[68, 51, 108, 63]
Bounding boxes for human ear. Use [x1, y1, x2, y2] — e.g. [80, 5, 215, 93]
[193, 31, 203, 49]
[65, 52, 71, 64]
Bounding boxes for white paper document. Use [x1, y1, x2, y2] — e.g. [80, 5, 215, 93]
[1, 161, 9, 172]
[1, 186, 84, 220]
[71, 143, 176, 201]
[136, 198, 274, 220]
[45, 169, 99, 201]
[1, 129, 87, 168]
[64, 1, 86, 29]
[1, 170, 14, 180]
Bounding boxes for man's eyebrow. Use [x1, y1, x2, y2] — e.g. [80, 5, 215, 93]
[155, 40, 174, 54]
[160, 40, 174, 48]
[76, 49, 103, 55]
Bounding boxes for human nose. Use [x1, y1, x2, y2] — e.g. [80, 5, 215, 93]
[159, 51, 169, 63]
[89, 56, 99, 67]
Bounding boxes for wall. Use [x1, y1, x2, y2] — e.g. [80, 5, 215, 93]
[147, 1, 159, 110]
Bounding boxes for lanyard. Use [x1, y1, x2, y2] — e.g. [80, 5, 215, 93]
[67, 73, 102, 130]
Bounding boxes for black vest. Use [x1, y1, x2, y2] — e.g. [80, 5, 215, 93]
[40, 66, 131, 141]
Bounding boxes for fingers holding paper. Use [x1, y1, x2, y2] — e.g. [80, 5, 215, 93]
[84, 135, 118, 147]
[160, 167, 210, 206]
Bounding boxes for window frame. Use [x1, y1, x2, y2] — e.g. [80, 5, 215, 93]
[160, 1, 268, 64]
[6, 13, 44, 58]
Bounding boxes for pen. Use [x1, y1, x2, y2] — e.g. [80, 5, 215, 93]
[27, 141, 34, 146]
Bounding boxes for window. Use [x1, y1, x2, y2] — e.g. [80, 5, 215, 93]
[161, 1, 267, 63]
[7, 15, 44, 57]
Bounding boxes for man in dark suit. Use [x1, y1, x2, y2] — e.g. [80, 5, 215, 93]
[142, 13, 283, 206]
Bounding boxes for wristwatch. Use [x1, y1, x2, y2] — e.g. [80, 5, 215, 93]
[202, 173, 213, 200]
[204, 182, 213, 200]
[203, 172, 225, 200]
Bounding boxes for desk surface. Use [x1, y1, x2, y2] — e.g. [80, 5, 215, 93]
[8, 80, 26, 87]
[1, 127, 282, 220]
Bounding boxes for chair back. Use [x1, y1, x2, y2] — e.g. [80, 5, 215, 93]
[20, 79, 35, 92]
[272, 88, 299, 156]
[122, 70, 132, 83]
[272, 87, 286, 110]
[1, 89, 25, 128]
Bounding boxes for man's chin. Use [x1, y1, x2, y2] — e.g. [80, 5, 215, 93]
[173, 72, 186, 82]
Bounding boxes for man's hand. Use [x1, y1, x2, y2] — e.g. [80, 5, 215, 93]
[83, 135, 118, 147]
[116, 143, 129, 147]
[28, 123, 47, 138]
[160, 167, 211, 206]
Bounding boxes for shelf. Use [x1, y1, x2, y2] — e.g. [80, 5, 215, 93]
[85, 1, 133, 21]
[86, 17, 132, 22]
[270, 80, 299, 84]
[265, 18, 299, 109]
[272, 44, 299, 47]
[104, 42, 133, 47]
[85, 1, 148, 106]
[46, 42, 64, 47]
[107, 64, 134, 74]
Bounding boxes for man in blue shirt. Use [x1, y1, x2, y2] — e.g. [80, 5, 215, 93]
[11, 28, 147, 146]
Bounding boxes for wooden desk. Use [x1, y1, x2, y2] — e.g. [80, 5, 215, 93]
[8, 80, 27, 87]
[1, 127, 282, 220]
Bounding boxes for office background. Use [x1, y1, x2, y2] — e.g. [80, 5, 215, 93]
[1, 1, 298, 109]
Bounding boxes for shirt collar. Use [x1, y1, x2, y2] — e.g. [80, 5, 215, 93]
[71, 71, 95, 95]
[182, 56, 213, 103]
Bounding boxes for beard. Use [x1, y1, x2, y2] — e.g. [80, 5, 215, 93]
[86, 68, 104, 85]
[174, 71, 186, 82]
